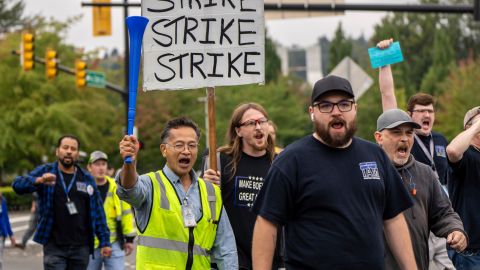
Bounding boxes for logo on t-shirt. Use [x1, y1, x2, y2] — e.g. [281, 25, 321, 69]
[359, 162, 380, 180]
[234, 175, 264, 208]
[435, 145, 446, 158]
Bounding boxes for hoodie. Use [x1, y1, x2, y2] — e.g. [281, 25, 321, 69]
[385, 155, 466, 270]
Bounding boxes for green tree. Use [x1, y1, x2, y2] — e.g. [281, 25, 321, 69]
[328, 22, 352, 72]
[0, 0, 24, 33]
[0, 17, 123, 180]
[435, 60, 480, 141]
[265, 29, 281, 83]
[420, 30, 455, 95]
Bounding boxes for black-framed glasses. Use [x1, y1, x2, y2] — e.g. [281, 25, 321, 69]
[313, 100, 355, 113]
[165, 142, 199, 152]
[239, 117, 269, 128]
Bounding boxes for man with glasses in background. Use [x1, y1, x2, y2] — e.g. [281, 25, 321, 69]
[252, 75, 417, 270]
[116, 117, 238, 269]
[202, 103, 282, 270]
[377, 38, 453, 269]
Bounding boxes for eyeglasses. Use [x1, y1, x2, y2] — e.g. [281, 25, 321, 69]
[239, 117, 269, 128]
[313, 100, 355, 113]
[412, 109, 434, 114]
[165, 142, 199, 152]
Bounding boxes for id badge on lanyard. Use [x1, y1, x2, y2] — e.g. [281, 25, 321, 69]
[59, 168, 79, 215]
[181, 198, 197, 228]
[66, 201, 78, 215]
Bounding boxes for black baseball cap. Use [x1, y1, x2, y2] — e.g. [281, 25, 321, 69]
[311, 75, 355, 104]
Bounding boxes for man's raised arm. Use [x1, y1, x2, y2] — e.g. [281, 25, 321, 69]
[377, 38, 398, 111]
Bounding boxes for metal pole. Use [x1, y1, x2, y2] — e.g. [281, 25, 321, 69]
[81, 2, 474, 15]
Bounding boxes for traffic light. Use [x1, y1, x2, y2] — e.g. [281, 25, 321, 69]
[75, 60, 87, 88]
[21, 32, 35, 71]
[45, 49, 57, 79]
[92, 0, 112, 36]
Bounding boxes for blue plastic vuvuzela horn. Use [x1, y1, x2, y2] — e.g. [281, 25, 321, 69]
[125, 16, 149, 164]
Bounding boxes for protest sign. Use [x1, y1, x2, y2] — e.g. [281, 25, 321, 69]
[142, 0, 265, 90]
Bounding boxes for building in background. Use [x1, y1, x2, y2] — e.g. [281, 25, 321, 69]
[275, 37, 330, 86]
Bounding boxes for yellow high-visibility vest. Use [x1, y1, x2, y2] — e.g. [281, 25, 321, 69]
[94, 176, 136, 248]
[136, 170, 222, 270]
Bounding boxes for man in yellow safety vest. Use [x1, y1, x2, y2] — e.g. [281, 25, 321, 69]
[116, 117, 238, 270]
[87, 151, 136, 270]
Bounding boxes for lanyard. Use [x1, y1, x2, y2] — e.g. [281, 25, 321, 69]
[414, 134, 440, 179]
[414, 134, 435, 165]
[58, 167, 77, 201]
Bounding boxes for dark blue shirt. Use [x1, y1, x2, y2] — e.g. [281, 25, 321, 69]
[253, 136, 413, 270]
[411, 131, 450, 185]
[12, 161, 110, 253]
[448, 146, 480, 249]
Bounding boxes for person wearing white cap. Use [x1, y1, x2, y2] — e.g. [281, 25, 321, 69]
[446, 106, 480, 268]
[375, 109, 467, 270]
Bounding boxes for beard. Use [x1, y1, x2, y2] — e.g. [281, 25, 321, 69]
[59, 156, 76, 168]
[315, 116, 357, 147]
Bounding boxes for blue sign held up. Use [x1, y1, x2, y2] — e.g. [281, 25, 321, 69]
[368, 41, 404, 69]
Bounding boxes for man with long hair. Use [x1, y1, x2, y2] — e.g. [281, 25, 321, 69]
[203, 103, 282, 270]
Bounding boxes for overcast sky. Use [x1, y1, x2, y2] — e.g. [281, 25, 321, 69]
[23, 0, 413, 53]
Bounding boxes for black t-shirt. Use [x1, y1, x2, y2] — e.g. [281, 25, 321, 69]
[218, 152, 281, 270]
[51, 170, 90, 246]
[448, 146, 480, 248]
[252, 136, 413, 270]
[97, 181, 109, 204]
[411, 131, 450, 185]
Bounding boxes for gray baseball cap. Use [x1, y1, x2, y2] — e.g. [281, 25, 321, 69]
[88, 150, 108, 164]
[377, 109, 421, 131]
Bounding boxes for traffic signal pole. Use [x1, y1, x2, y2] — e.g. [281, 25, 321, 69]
[81, 1, 480, 19]
[11, 50, 127, 95]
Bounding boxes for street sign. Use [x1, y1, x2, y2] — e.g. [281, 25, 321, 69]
[329, 56, 373, 100]
[86, 71, 106, 88]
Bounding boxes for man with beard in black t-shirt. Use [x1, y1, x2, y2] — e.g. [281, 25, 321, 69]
[252, 76, 417, 270]
[203, 103, 281, 270]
